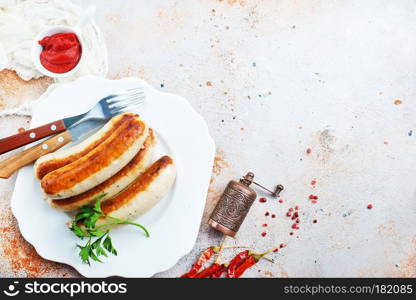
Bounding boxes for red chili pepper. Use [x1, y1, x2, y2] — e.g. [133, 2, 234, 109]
[233, 256, 257, 278]
[211, 264, 227, 278]
[180, 247, 216, 278]
[194, 263, 224, 278]
[226, 250, 250, 278]
[228, 248, 277, 278]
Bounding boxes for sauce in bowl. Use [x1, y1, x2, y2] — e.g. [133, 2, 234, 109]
[38, 32, 82, 74]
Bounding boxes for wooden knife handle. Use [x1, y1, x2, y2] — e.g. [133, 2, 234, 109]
[0, 120, 66, 155]
[0, 131, 72, 179]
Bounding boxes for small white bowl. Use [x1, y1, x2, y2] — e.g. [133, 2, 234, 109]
[31, 25, 85, 78]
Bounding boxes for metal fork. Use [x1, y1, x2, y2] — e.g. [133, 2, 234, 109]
[0, 87, 145, 155]
[65, 88, 145, 127]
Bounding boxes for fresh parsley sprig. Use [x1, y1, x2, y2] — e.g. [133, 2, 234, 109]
[70, 194, 149, 265]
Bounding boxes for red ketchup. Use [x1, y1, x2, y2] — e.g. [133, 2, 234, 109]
[38, 32, 82, 74]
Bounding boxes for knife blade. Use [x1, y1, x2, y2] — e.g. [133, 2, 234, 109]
[66, 118, 106, 143]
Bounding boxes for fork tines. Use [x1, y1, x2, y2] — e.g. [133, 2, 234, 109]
[107, 89, 145, 114]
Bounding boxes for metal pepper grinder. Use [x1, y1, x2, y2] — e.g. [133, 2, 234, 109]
[208, 172, 283, 237]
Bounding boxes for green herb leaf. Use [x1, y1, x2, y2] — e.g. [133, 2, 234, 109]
[79, 205, 96, 216]
[93, 194, 106, 213]
[70, 194, 149, 265]
[74, 212, 93, 223]
[70, 224, 86, 239]
[103, 235, 117, 256]
[89, 229, 108, 237]
[96, 245, 108, 258]
[89, 248, 103, 263]
[84, 213, 103, 229]
[77, 239, 92, 265]
[91, 234, 104, 249]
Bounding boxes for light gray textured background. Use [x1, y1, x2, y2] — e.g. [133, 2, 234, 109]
[0, 0, 415, 277]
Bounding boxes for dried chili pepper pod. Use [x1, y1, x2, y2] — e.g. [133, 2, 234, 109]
[211, 264, 227, 278]
[180, 246, 219, 278]
[230, 248, 278, 278]
[233, 255, 258, 278]
[209, 172, 283, 237]
[194, 263, 224, 278]
[226, 250, 250, 278]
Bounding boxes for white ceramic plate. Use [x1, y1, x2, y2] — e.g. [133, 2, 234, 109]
[10, 76, 215, 277]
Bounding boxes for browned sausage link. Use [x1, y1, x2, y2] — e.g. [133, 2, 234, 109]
[51, 129, 155, 209]
[41, 118, 146, 195]
[36, 113, 137, 179]
[102, 155, 173, 215]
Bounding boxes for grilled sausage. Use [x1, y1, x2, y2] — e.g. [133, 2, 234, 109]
[49, 129, 156, 211]
[34, 113, 137, 179]
[41, 117, 149, 199]
[96, 155, 176, 225]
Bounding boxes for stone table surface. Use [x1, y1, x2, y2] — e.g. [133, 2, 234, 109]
[0, 0, 415, 277]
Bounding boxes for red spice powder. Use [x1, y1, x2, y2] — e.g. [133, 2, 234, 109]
[262, 223, 268, 227]
[278, 199, 284, 203]
[309, 194, 318, 200]
[0, 210, 77, 277]
[306, 148, 312, 154]
[261, 232, 267, 237]
[280, 243, 286, 248]
[311, 180, 317, 186]
[271, 214, 276, 218]
[286, 212, 292, 217]
[367, 204, 373, 209]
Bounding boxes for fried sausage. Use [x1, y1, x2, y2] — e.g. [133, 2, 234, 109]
[41, 117, 149, 199]
[49, 129, 156, 211]
[96, 155, 176, 224]
[34, 113, 137, 179]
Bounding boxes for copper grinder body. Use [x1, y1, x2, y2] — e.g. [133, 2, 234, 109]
[208, 180, 257, 237]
